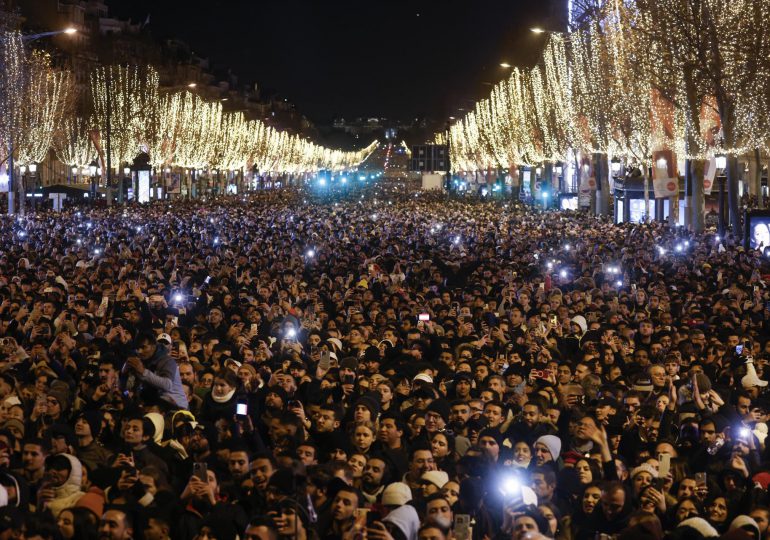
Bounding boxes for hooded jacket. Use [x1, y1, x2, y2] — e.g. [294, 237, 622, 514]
[47, 454, 87, 518]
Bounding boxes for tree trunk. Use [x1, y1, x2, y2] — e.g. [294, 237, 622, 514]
[644, 166, 650, 222]
[594, 153, 610, 216]
[726, 154, 741, 233]
[18, 174, 25, 217]
[754, 149, 763, 209]
[689, 159, 706, 233]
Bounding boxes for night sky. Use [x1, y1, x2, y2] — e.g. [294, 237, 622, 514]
[108, 0, 561, 124]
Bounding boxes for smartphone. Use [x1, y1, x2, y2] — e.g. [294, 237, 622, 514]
[550, 315, 558, 326]
[193, 462, 208, 482]
[204, 276, 211, 285]
[695, 471, 707, 488]
[736, 344, 744, 355]
[250, 323, 258, 334]
[319, 350, 331, 372]
[236, 400, 248, 417]
[658, 453, 671, 479]
[366, 510, 379, 527]
[355, 509, 368, 528]
[454, 515, 471, 540]
[539, 283, 545, 291]
[419, 313, 430, 322]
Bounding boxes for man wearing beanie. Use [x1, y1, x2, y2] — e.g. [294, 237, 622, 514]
[424, 399, 450, 435]
[354, 393, 381, 423]
[534, 435, 561, 468]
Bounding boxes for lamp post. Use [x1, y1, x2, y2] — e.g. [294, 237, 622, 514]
[716, 154, 727, 236]
[29, 162, 38, 212]
[88, 160, 98, 203]
[71, 166, 78, 185]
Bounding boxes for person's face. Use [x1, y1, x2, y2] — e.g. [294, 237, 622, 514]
[431, 434, 450, 458]
[418, 527, 446, 540]
[99, 509, 133, 540]
[228, 451, 250, 480]
[22, 443, 45, 472]
[583, 486, 601, 514]
[522, 404, 540, 427]
[539, 505, 558, 536]
[678, 478, 697, 499]
[479, 436, 500, 460]
[708, 497, 728, 523]
[513, 441, 531, 465]
[649, 366, 666, 387]
[700, 422, 717, 443]
[601, 488, 626, 520]
[534, 442, 553, 466]
[244, 525, 275, 540]
[362, 457, 386, 488]
[557, 365, 572, 384]
[377, 384, 393, 403]
[378, 418, 402, 445]
[531, 472, 554, 499]
[353, 426, 374, 451]
[316, 409, 339, 433]
[332, 491, 358, 522]
[353, 405, 371, 423]
[200, 374, 214, 388]
[633, 472, 653, 494]
[297, 445, 317, 466]
[441, 481, 460, 507]
[676, 499, 700, 523]
[411, 449, 436, 476]
[143, 518, 169, 540]
[137, 340, 156, 361]
[57, 510, 75, 540]
[574, 364, 590, 381]
[426, 498, 453, 528]
[450, 404, 470, 426]
[348, 454, 366, 478]
[251, 458, 274, 491]
[424, 411, 445, 433]
[123, 419, 144, 446]
[99, 364, 117, 385]
[750, 509, 770, 537]
[513, 516, 539, 540]
[455, 380, 471, 397]
[483, 404, 504, 427]
[737, 396, 752, 418]
[576, 460, 592, 484]
[179, 364, 195, 385]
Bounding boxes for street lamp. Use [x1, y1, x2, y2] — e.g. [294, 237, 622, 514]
[715, 154, 727, 170]
[531, 27, 546, 34]
[71, 166, 78, 183]
[500, 62, 512, 68]
[28, 163, 38, 211]
[611, 157, 622, 176]
[21, 27, 77, 43]
[88, 159, 98, 202]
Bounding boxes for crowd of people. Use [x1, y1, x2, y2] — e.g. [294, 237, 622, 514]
[0, 184, 768, 540]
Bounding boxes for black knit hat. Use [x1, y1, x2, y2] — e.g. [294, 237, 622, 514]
[426, 399, 451, 423]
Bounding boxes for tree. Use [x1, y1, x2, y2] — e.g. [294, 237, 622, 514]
[633, 0, 770, 232]
[0, 36, 72, 214]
